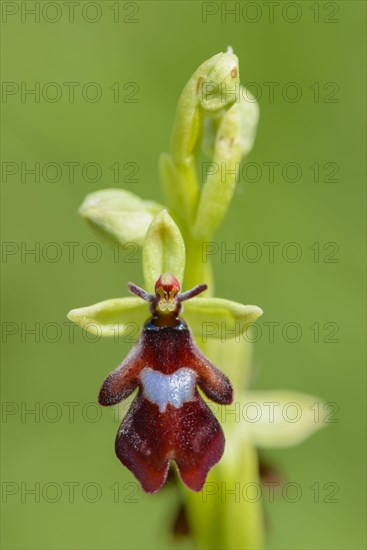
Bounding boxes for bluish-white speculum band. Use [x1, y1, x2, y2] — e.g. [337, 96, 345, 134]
[140, 367, 197, 412]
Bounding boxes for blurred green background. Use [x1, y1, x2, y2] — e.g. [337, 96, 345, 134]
[1, 1, 365, 549]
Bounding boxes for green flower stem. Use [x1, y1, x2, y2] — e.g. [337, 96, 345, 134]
[186, 448, 263, 550]
[223, 442, 264, 550]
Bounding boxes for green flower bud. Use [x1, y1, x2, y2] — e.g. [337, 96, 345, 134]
[159, 153, 199, 225]
[171, 49, 239, 166]
[192, 87, 260, 240]
[79, 189, 163, 247]
[234, 390, 328, 448]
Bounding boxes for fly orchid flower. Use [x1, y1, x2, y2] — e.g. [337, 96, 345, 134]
[98, 273, 233, 493]
[68, 210, 263, 494]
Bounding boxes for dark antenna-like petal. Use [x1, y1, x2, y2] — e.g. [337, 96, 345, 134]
[128, 282, 154, 302]
[178, 284, 208, 302]
[99, 346, 145, 406]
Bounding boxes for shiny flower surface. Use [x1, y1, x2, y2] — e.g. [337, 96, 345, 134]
[98, 274, 233, 493]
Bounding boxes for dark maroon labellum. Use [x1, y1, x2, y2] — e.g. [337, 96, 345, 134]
[98, 274, 233, 493]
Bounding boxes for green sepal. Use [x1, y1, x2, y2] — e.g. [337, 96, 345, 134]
[67, 297, 148, 337]
[183, 297, 263, 339]
[142, 210, 186, 292]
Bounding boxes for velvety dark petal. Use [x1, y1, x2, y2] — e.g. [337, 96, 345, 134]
[115, 392, 170, 493]
[115, 389, 225, 493]
[102, 313, 232, 492]
[173, 397, 225, 491]
[138, 320, 194, 372]
[98, 345, 144, 406]
[189, 344, 233, 405]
